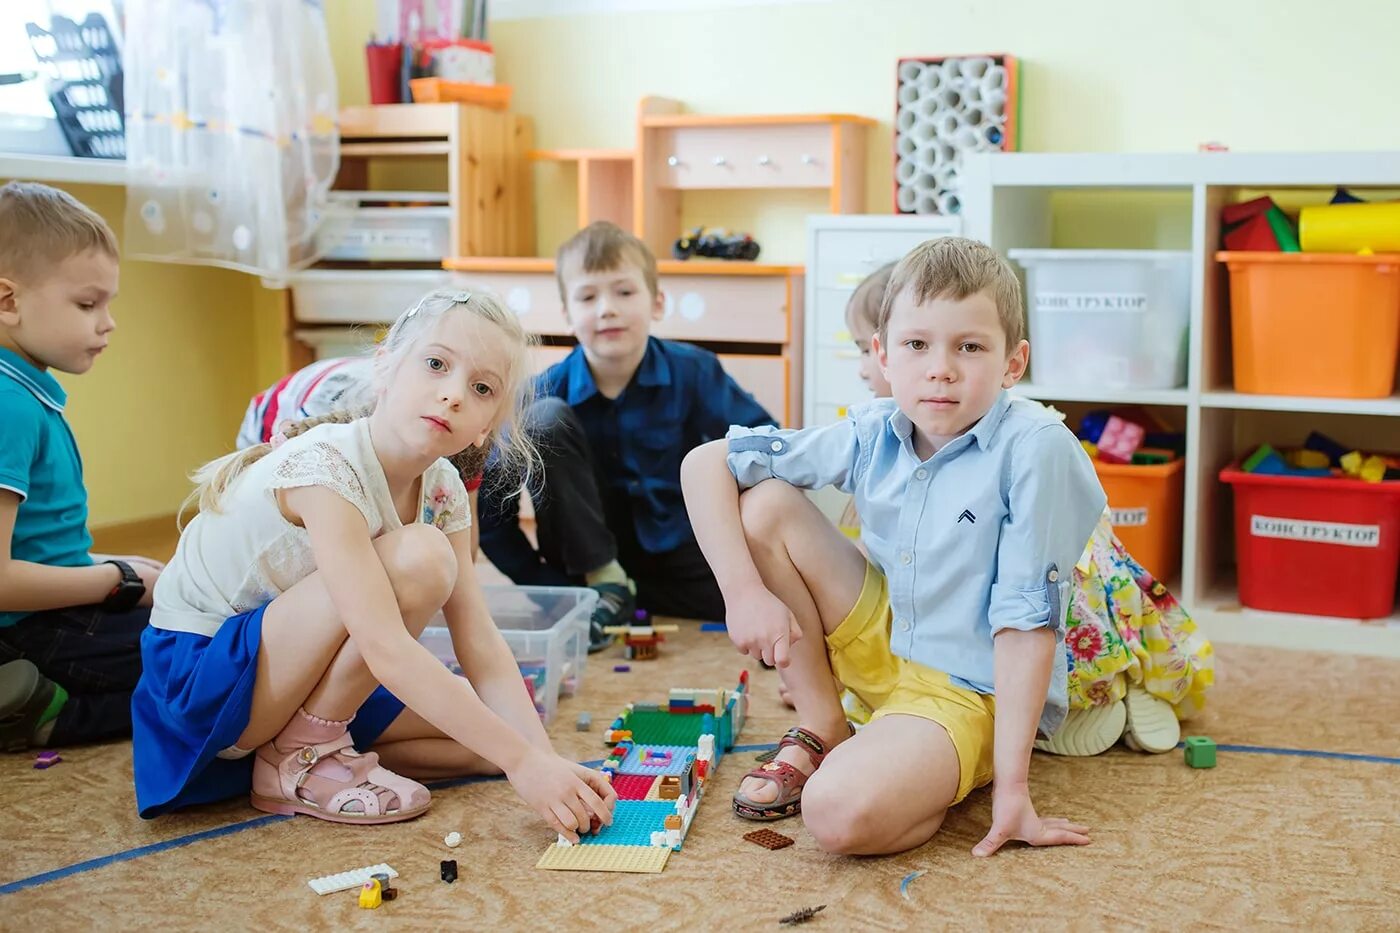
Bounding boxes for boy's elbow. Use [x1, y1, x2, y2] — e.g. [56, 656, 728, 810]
[681, 439, 726, 479]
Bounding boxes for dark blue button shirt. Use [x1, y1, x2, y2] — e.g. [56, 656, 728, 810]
[538, 337, 776, 553]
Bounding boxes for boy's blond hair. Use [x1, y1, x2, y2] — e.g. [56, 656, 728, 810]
[846, 261, 896, 334]
[878, 237, 1024, 351]
[554, 221, 658, 302]
[0, 181, 118, 281]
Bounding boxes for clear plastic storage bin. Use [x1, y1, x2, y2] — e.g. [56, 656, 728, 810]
[1008, 249, 1191, 389]
[318, 191, 452, 262]
[418, 585, 597, 724]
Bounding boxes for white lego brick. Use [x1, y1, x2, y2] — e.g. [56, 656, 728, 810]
[650, 831, 668, 847]
[556, 834, 575, 847]
[308, 863, 399, 895]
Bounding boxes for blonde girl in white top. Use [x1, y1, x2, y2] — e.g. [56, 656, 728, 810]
[131, 290, 617, 840]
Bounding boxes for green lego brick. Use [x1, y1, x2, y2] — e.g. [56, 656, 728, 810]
[1265, 205, 1301, 252]
[1242, 444, 1278, 473]
[623, 709, 706, 746]
[1184, 735, 1216, 769]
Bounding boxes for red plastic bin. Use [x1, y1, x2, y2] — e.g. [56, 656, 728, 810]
[1219, 463, 1400, 619]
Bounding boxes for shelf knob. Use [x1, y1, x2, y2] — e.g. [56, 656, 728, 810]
[667, 155, 680, 167]
[800, 154, 815, 165]
[712, 155, 727, 166]
[757, 155, 771, 166]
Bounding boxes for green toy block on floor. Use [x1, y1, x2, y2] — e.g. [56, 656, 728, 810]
[1184, 735, 1216, 768]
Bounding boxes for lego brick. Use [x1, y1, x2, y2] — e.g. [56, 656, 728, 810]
[578, 800, 678, 847]
[1185, 736, 1217, 769]
[441, 859, 458, 883]
[623, 709, 707, 746]
[537, 843, 671, 873]
[610, 773, 657, 801]
[617, 744, 695, 776]
[308, 863, 400, 896]
[744, 829, 795, 850]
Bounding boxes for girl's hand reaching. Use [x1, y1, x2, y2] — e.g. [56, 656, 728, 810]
[506, 748, 618, 843]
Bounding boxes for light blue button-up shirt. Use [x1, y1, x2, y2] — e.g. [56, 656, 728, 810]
[725, 391, 1105, 736]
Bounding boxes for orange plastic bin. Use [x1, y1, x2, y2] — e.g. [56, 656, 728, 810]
[1093, 457, 1185, 583]
[1217, 251, 1400, 399]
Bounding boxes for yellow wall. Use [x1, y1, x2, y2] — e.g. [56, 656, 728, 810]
[330, 0, 1400, 260]
[0, 181, 265, 527]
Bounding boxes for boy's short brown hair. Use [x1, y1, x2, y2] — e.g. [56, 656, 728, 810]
[0, 181, 118, 282]
[878, 236, 1024, 350]
[554, 221, 658, 302]
[846, 261, 896, 334]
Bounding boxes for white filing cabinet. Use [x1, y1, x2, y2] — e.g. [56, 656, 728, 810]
[804, 215, 962, 427]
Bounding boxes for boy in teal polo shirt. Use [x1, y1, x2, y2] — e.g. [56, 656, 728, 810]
[0, 182, 162, 750]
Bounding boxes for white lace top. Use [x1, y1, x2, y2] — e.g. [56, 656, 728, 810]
[151, 418, 470, 637]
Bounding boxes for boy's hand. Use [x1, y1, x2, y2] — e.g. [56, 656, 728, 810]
[506, 748, 617, 844]
[724, 583, 802, 668]
[972, 784, 1090, 857]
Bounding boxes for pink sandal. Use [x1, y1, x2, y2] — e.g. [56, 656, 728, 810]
[250, 708, 431, 825]
[733, 726, 839, 822]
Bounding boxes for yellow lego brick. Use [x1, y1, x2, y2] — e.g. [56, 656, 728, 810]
[536, 844, 671, 873]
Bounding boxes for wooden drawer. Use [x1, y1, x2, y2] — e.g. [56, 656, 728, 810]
[530, 343, 572, 373]
[652, 124, 834, 190]
[296, 328, 571, 377]
[449, 270, 570, 336]
[655, 273, 790, 343]
[719, 353, 789, 425]
[289, 269, 453, 324]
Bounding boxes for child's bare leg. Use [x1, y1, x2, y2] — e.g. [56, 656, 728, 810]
[801, 714, 961, 854]
[235, 524, 457, 749]
[735, 480, 868, 804]
[371, 706, 499, 779]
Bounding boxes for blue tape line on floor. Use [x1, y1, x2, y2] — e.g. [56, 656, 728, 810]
[5, 740, 1392, 896]
[700, 622, 727, 632]
[0, 814, 289, 896]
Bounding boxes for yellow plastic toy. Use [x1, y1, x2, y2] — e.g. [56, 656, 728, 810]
[1299, 202, 1400, 253]
[358, 878, 382, 909]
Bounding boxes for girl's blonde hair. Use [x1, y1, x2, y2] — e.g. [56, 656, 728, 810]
[845, 261, 896, 335]
[183, 289, 538, 525]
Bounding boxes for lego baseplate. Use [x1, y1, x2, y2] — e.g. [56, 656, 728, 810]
[536, 843, 671, 873]
[537, 671, 749, 873]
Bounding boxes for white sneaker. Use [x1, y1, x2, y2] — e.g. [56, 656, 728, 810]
[1034, 700, 1126, 757]
[1123, 683, 1180, 754]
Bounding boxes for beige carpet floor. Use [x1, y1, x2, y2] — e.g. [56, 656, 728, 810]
[3, 623, 1397, 932]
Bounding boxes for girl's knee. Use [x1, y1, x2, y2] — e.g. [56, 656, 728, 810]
[381, 524, 458, 610]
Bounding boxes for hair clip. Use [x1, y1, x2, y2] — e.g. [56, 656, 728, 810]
[449, 291, 472, 304]
[270, 430, 289, 449]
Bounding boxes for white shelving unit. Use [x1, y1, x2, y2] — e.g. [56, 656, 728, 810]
[962, 151, 1400, 655]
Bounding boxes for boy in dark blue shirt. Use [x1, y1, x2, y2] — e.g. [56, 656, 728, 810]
[479, 222, 774, 647]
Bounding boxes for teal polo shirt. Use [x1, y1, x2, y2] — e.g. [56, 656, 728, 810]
[0, 346, 93, 627]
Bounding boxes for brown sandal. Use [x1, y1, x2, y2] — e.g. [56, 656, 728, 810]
[733, 726, 839, 822]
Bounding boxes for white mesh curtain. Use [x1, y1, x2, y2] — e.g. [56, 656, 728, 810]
[122, 0, 345, 276]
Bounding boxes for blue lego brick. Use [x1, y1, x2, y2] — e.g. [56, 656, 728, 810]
[700, 622, 727, 632]
[578, 800, 678, 847]
[617, 744, 696, 776]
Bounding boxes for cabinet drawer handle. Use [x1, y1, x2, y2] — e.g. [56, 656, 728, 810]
[667, 155, 680, 167]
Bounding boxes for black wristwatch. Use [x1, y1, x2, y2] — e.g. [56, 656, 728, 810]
[101, 560, 145, 612]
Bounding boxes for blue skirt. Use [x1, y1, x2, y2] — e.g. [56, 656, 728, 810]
[131, 604, 406, 819]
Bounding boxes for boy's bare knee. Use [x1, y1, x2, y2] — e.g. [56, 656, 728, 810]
[738, 479, 802, 540]
[800, 772, 874, 854]
[381, 524, 457, 613]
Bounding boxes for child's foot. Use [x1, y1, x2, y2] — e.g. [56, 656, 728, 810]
[1034, 700, 1126, 757]
[0, 660, 62, 752]
[250, 708, 430, 824]
[1122, 683, 1180, 754]
[733, 723, 849, 821]
[587, 581, 635, 653]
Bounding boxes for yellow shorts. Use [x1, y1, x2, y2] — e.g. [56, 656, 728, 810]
[826, 562, 997, 804]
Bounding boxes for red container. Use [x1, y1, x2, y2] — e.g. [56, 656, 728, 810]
[366, 42, 405, 105]
[1219, 463, 1400, 619]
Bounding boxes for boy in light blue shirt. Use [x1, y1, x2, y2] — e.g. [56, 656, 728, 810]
[681, 236, 1105, 857]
